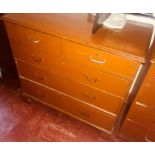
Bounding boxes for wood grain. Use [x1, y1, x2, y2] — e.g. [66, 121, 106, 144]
[3, 13, 153, 63]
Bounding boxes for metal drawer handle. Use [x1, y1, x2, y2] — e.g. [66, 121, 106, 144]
[34, 72, 44, 80]
[83, 73, 101, 83]
[83, 92, 97, 101]
[31, 54, 42, 63]
[26, 35, 40, 44]
[89, 56, 106, 64]
[78, 110, 90, 118]
[145, 136, 151, 142]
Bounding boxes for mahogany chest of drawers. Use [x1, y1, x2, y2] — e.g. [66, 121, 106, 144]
[3, 14, 153, 136]
[119, 39, 155, 141]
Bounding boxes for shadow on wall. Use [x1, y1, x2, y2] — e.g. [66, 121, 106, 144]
[0, 13, 19, 79]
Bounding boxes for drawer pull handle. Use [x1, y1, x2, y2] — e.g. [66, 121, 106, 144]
[34, 72, 44, 80]
[145, 136, 151, 142]
[78, 110, 90, 118]
[83, 92, 97, 101]
[89, 56, 106, 64]
[31, 54, 42, 62]
[83, 73, 101, 83]
[26, 35, 40, 44]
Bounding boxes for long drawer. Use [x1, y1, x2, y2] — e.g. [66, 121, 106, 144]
[5, 22, 62, 57]
[62, 40, 140, 79]
[16, 60, 130, 98]
[20, 78, 116, 131]
[16, 60, 123, 115]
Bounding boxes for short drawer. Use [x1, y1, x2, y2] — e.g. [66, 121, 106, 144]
[62, 40, 140, 79]
[17, 60, 123, 115]
[126, 102, 155, 126]
[20, 78, 116, 131]
[12, 44, 62, 70]
[5, 22, 61, 56]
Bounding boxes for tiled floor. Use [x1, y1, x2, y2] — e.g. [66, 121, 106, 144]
[0, 76, 124, 142]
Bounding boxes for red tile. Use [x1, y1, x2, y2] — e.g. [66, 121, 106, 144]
[0, 86, 17, 103]
[33, 123, 76, 142]
[0, 105, 20, 141]
[0, 77, 124, 142]
[54, 113, 83, 137]
[75, 123, 107, 142]
[29, 113, 80, 142]
[0, 77, 20, 103]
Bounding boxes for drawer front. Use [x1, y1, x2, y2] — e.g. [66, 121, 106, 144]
[12, 44, 62, 70]
[120, 119, 147, 142]
[134, 63, 155, 109]
[135, 83, 155, 110]
[62, 40, 140, 79]
[61, 94, 116, 131]
[5, 22, 61, 56]
[56, 61, 131, 98]
[120, 119, 155, 142]
[126, 102, 155, 126]
[20, 78, 116, 131]
[17, 60, 123, 115]
[144, 124, 155, 142]
[17, 60, 130, 98]
[144, 63, 155, 86]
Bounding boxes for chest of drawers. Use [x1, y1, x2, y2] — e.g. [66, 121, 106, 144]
[3, 13, 153, 136]
[119, 39, 155, 141]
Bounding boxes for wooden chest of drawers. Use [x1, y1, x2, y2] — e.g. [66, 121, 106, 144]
[3, 14, 153, 135]
[119, 39, 155, 141]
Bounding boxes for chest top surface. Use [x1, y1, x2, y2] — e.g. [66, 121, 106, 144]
[3, 13, 154, 63]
